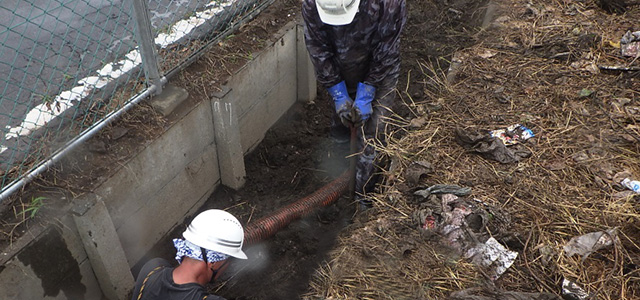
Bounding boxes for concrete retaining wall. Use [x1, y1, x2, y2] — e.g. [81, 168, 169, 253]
[0, 21, 316, 300]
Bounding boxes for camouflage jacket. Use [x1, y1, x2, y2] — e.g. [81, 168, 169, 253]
[302, 0, 407, 91]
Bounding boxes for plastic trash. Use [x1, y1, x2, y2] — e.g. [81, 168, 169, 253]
[422, 215, 436, 229]
[404, 160, 433, 186]
[489, 124, 535, 146]
[413, 194, 517, 280]
[621, 178, 640, 193]
[435, 194, 516, 280]
[456, 125, 534, 164]
[440, 194, 475, 250]
[562, 278, 592, 300]
[563, 228, 618, 260]
[414, 184, 472, 198]
[621, 30, 640, 57]
[465, 237, 518, 280]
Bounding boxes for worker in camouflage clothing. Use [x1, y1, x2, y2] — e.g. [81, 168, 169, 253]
[302, 0, 407, 209]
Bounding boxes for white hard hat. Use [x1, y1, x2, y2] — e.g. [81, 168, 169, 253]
[315, 0, 360, 26]
[183, 209, 248, 259]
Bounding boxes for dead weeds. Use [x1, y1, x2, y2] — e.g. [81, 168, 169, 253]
[306, 0, 640, 299]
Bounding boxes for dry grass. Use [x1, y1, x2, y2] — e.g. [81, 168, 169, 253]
[305, 0, 640, 299]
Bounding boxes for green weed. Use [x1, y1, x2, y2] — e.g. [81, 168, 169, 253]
[20, 196, 46, 219]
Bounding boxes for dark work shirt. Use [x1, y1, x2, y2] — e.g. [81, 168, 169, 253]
[302, 0, 407, 90]
[131, 258, 226, 300]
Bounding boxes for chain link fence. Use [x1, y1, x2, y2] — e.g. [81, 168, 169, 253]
[0, 0, 271, 201]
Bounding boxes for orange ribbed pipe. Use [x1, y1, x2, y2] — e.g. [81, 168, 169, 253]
[243, 170, 350, 245]
[243, 125, 357, 245]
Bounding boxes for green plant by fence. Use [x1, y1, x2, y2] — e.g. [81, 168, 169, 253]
[0, 0, 270, 202]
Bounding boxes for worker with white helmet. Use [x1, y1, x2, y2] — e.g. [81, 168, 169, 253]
[131, 209, 247, 300]
[302, 0, 407, 210]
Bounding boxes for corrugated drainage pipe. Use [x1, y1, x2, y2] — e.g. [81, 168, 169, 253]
[243, 126, 356, 245]
[243, 170, 350, 245]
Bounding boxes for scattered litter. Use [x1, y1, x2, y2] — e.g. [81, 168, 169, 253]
[447, 52, 465, 84]
[620, 30, 640, 57]
[599, 65, 640, 72]
[455, 127, 532, 164]
[448, 287, 560, 300]
[563, 228, 618, 260]
[440, 194, 476, 250]
[414, 184, 472, 198]
[609, 40, 620, 48]
[412, 208, 433, 230]
[621, 178, 640, 193]
[562, 278, 593, 300]
[414, 193, 516, 280]
[465, 237, 518, 280]
[422, 215, 436, 229]
[489, 124, 535, 145]
[403, 160, 433, 186]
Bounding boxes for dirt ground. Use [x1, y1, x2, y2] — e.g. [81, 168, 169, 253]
[2, 0, 639, 299]
[290, 0, 640, 299]
[168, 0, 638, 299]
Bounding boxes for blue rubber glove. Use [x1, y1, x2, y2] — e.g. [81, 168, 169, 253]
[353, 82, 376, 124]
[327, 81, 353, 126]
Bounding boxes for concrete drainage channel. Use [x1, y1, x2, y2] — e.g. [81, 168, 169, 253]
[135, 125, 355, 299]
[0, 20, 326, 300]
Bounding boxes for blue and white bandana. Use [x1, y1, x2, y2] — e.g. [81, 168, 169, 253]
[173, 238, 229, 264]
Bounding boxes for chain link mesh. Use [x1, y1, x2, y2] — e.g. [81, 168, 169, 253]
[0, 0, 269, 199]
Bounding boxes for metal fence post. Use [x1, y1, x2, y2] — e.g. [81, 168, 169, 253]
[131, 0, 163, 95]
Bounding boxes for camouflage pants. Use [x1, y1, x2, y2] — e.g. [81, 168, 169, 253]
[330, 86, 396, 206]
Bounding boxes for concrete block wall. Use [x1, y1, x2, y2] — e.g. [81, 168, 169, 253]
[0, 216, 103, 300]
[229, 23, 300, 153]
[102, 98, 221, 267]
[0, 20, 316, 300]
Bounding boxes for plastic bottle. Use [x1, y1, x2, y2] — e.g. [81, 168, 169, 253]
[621, 178, 640, 194]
